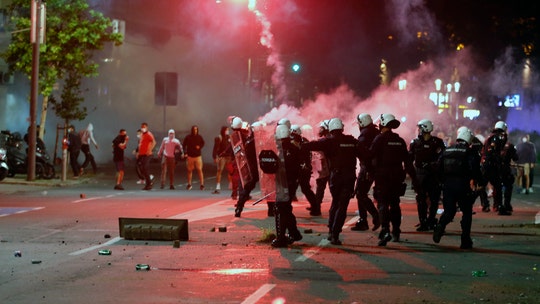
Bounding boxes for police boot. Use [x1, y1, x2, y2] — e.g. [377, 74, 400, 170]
[427, 217, 438, 230]
[351, 218, 369, 231]
[497, 205, 511, 216]
[234, 207, 242, 217]
[392, 228, 401, 242]
[416, 219, 429, 232]
[271, 211, 288, 248]
[267, 201, 275, 217]
[378, 229, 392, 246]
[288, 229, 303, 244]
[432, 224, 445, 243]
[460, 236, 473, 249]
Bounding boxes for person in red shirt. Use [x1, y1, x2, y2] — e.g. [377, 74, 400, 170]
[138, 122, 156, 190]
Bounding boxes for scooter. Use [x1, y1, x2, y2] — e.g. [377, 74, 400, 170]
[2, 130, 56, 179]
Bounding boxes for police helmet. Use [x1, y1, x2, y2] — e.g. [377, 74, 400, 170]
[378, 113, 400, 129]
[417, 119, 433, 133]
[278, 118, 291, 129]
[290, 124, 301, 136]
[231, 117, 243, 130]
[328, 118, 344, 132]
[319, 120, 330, 130]
[356, 113, 373, 128]
[456, 127, 472, 145]
[275, 124, 290, 139]
[494, 121, 507, 132]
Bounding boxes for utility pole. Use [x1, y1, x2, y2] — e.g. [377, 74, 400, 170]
[28, 0, 45, 181]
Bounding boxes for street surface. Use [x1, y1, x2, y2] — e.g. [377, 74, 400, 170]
[1, 163, 539, 304]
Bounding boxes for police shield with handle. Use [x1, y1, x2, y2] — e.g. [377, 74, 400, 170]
[229, 116, 260, 217]
[252, 121, 278, 216]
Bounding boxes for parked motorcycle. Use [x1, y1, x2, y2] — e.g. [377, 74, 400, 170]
[0, 146, 7, 181]
[1, 130, 56, 179]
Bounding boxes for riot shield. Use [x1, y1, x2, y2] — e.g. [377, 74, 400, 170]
[230, 129, 254, 187]
[253, 124, 276, 202]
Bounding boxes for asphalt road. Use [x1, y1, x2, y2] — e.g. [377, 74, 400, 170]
[1, 163, 539, 304]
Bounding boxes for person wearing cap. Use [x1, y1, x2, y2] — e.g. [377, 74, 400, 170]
[351, 113, 380, 232]
[157, 129, 183, 190]
[433, 127, 482, 249]
[302, 117, 362, 245]
[370, 114, 419, 246]
[482, 121, 517, 215]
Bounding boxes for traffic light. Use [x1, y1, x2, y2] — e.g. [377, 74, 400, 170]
[291, 63, 301, 73]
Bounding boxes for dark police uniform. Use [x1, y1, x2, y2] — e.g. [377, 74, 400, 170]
[302, 132, 361, 245]
[352, 123, 380, 231]
[291, 133, 319, 215]
[434, 139, 481, 249]
[482, 129, 517, 215]
[409, 134, 445, 231]
[370, 130, 417, 246]
[233, 127, 260, 217]
[272, 136, 303, 247]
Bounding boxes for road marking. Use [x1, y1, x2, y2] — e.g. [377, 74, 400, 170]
[68, 236, 122, 256]
[241, 284, 276, 304]
[0, 207, 44, 217]
[72, 196, 104, 203]
[294, 217, 357, 262]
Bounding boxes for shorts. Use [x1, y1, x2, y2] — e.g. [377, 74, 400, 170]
[115, 161, 125, 172]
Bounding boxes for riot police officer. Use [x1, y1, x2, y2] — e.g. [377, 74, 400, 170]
[290, 124, 319, 216]
[312, 120, 331, 213]
[271, 124, 303, 248]
[370, 114, 418, 246]
[351, 113, 380, 232]
[482, 121, 517, 215]
[230, 117, 260, 217]
[433, 127, 482, 249]
[302, 117, 361, 245]
[409, 119, 446, 231]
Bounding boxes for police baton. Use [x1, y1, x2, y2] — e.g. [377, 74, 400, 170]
[252, 191, 275, 205]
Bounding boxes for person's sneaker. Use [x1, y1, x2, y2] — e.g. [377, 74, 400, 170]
[234, 208, 242, 217]
[212, 190, 220, 194]
[170, 185, 175, 190]
[142, 185, 152, 191]
[498, 209, 512, 216]
[136, 179, 144, 185]
[351, 220, 369, 231]
[521, 188, 527, 194]
[416, 224, 429, 232]
[186, 184, 192, 190]
[114, 184, 124, 190]
[200, 185, 205, 191]
[433, 224, 444, 243]
[528, 188, 533, 193]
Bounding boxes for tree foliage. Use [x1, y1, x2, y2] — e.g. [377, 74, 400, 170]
[0, 0, 123, 125]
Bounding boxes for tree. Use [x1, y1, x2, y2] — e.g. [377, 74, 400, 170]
[0, 0, 123, 136]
